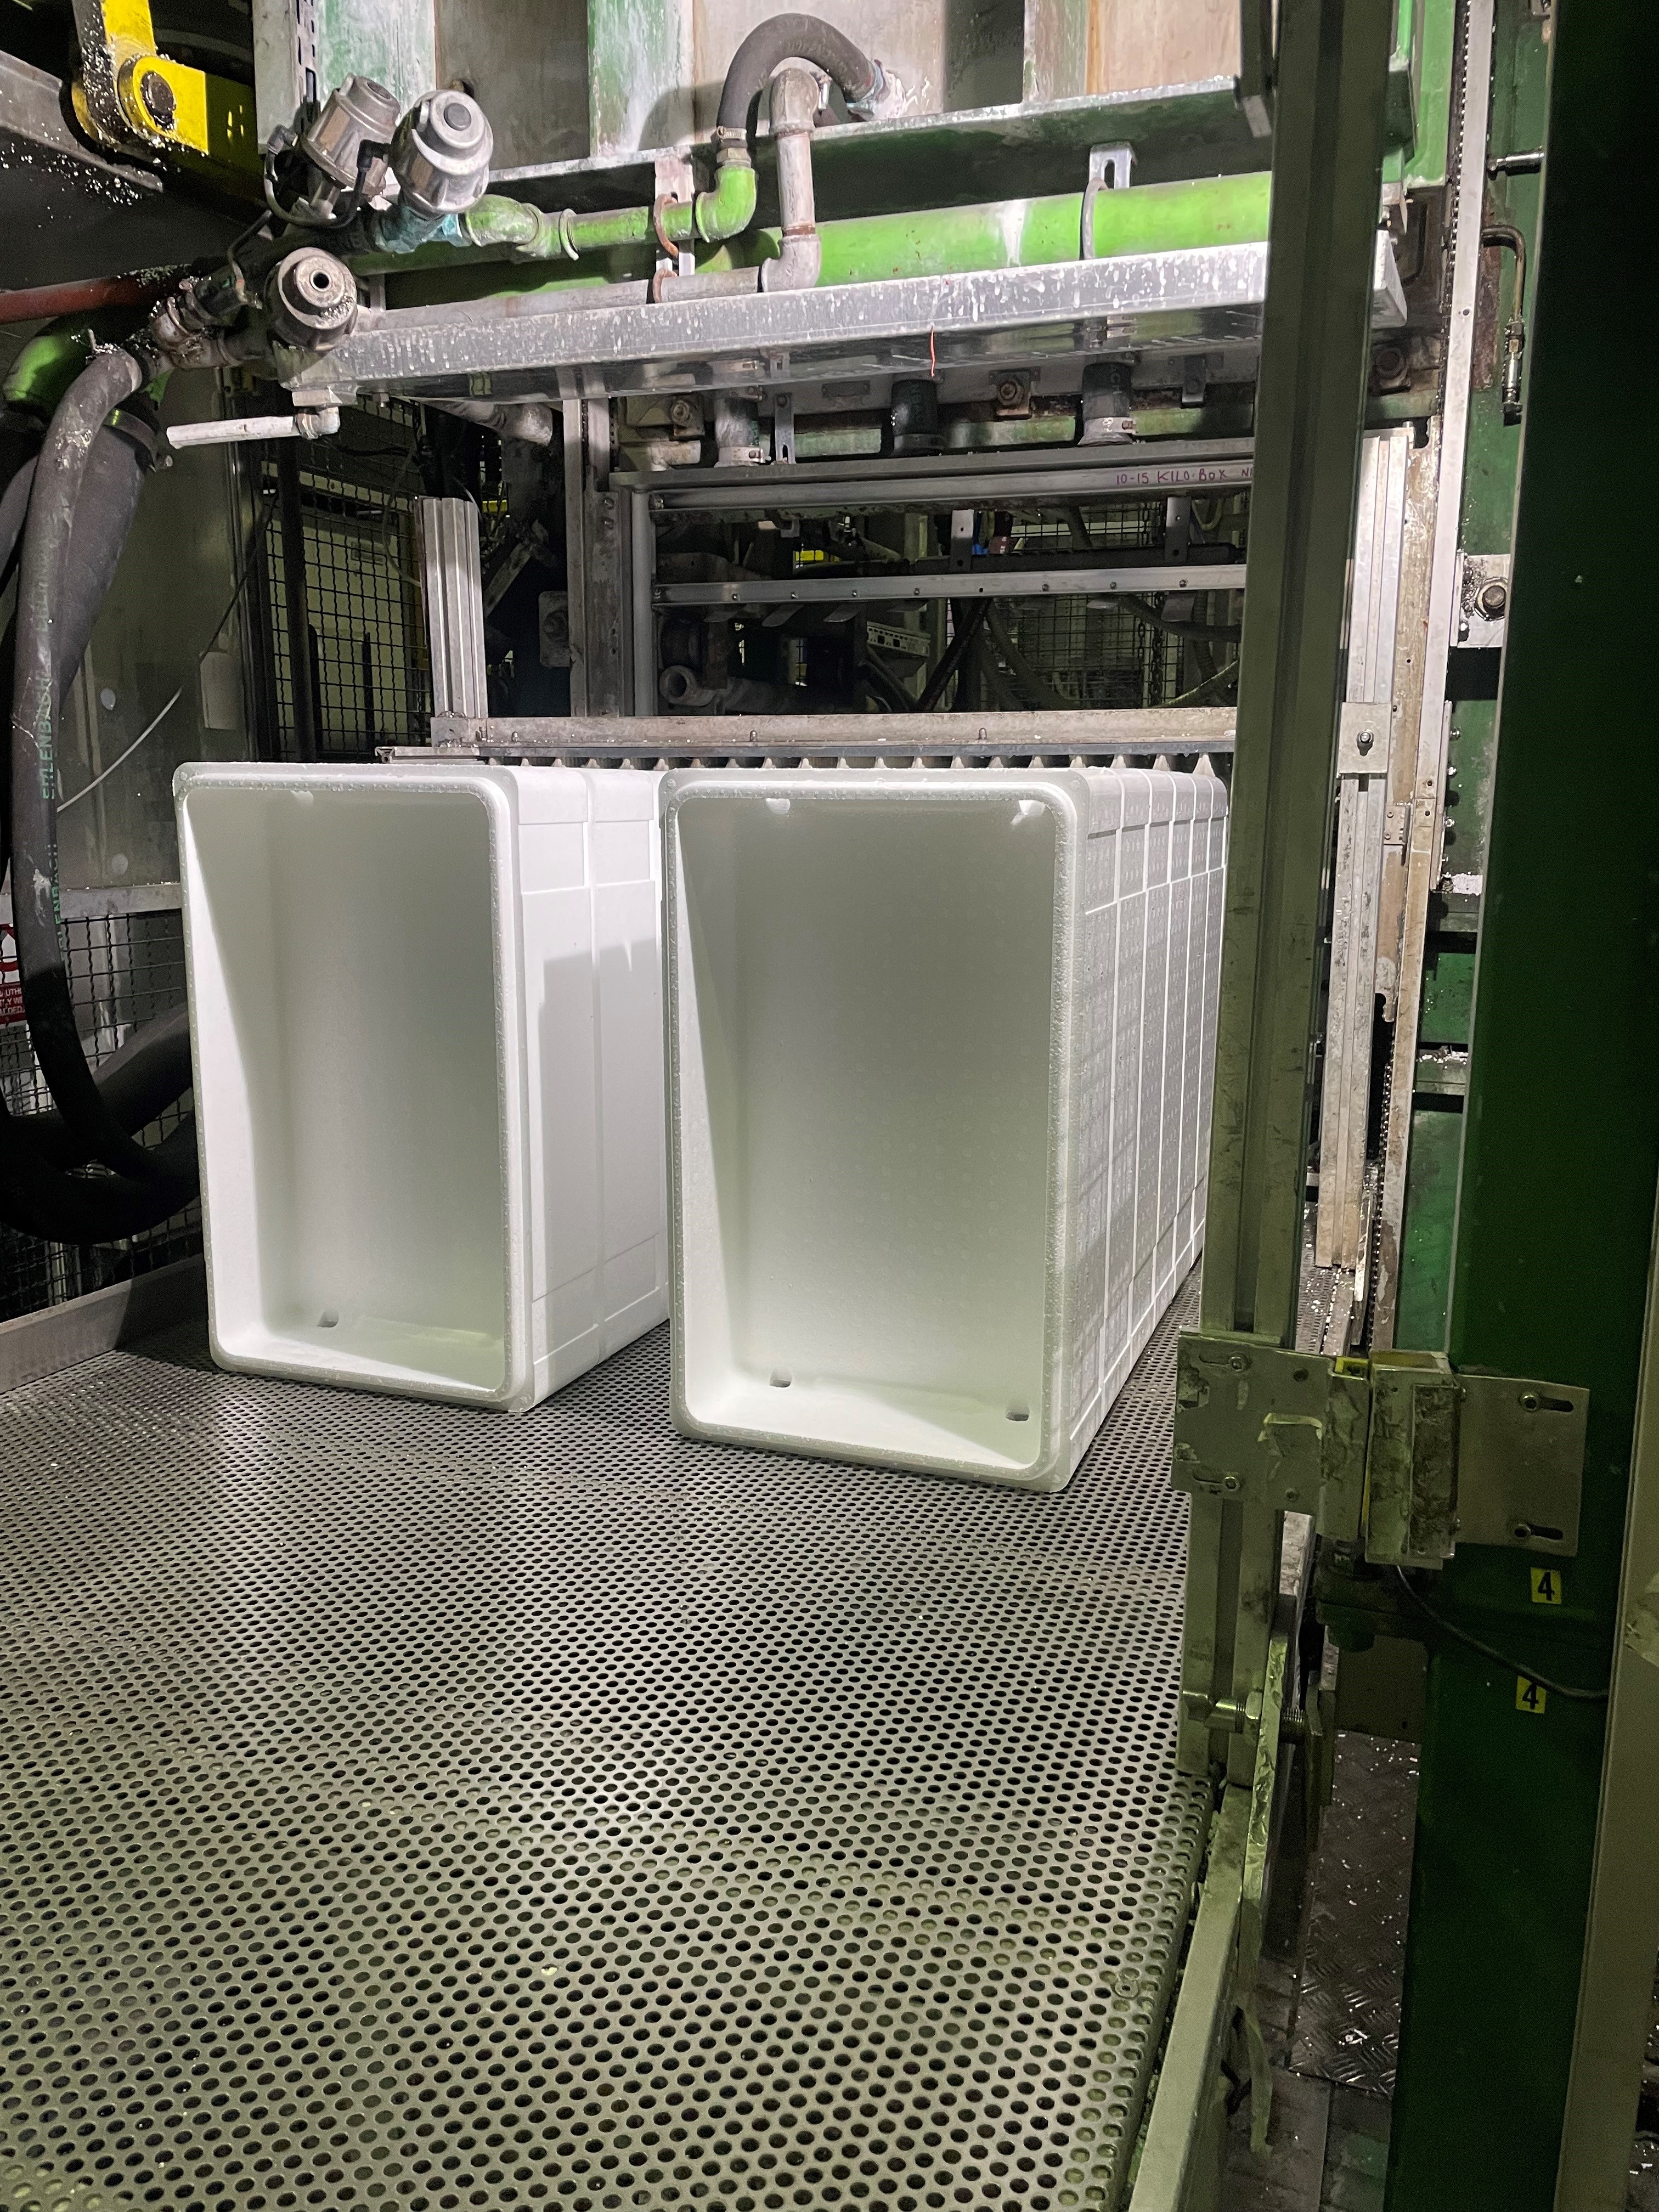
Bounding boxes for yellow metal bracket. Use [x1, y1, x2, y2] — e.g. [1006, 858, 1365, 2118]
[72, 0, 259, 185]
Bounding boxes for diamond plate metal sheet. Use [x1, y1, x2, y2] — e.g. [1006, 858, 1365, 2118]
[0, 1279, 1207, 2212]
[1291, 1734, 1419, 2098]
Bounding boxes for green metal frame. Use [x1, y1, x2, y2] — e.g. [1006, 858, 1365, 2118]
[1137, 0, 1392, 2191]
[1180, 0, 1393, 1790]
[1376, 4, 1659, 2205]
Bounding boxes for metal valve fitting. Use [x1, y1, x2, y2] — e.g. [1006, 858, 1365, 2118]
[392, 89, 494, 217]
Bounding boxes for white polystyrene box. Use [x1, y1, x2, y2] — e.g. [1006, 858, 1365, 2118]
[663, 765, 1227, 1492]
[175, 760, 668, 1410]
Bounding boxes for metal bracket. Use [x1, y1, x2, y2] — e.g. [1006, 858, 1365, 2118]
[1081, 142, 1135, 259]
[1454, 550, 1511, 646]
[1174, 1334, 1370, 1538]
[1172, 1329, 1587, 1565]
[1336, 698, 1391, 775]
[771, 391, 796, 465]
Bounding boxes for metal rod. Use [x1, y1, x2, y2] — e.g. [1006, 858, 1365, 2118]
[274, 443, 318, 763]
[656, 562, 1243, 608]
[417, 707, 1237, 758]
[0, 271, 177, 326]
[167, 411, 340, 449]
[633, 440, 1256, 515]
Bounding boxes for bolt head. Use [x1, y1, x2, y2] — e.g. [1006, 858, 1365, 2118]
[139, 67, 177, 129]
[1356, 727, 1375, 753]
[1477, 579, 1509, 618]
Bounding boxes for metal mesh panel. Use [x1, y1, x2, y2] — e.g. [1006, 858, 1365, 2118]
[0, 1275, 1208, 2212]
[0, 910, 199, 1323]
[990, 503, 1183, 713]
[261, 402, 431, 759]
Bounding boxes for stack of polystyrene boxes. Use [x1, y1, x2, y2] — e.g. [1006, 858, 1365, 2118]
[176, 757, 1223, 1463]
[663, 766, 1226, 1491]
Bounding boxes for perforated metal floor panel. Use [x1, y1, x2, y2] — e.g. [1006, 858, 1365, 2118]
[0, 1278, 1209, 2212]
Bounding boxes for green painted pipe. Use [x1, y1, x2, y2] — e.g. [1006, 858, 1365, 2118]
[388, 171, 1270, 312]
[785, 172, 1270, 286]
[4, 327, 98, 414]
[459, 150, 758, 261]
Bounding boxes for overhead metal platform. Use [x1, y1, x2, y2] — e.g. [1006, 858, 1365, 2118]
[0, 1278, 1207, 2212]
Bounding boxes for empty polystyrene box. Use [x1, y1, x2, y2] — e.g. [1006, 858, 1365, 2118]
[664, 766, 1226, 1489]
[176, 760, 668, 1410]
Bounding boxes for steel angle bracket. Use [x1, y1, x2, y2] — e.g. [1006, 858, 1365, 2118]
[1173, 1331, 1370, 1538]
[1173, 1329, 1589, 1567]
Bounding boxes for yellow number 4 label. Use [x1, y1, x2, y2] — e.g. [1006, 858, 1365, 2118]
[1517, 1674, 1548, 1714]
[1531, 1566, 1564, 1605]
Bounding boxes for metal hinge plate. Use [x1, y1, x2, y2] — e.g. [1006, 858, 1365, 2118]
[1172, 1330, 1587, 1565]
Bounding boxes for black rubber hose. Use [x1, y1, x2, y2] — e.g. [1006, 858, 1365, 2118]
[9, 1005, 194, 1173]
[715, 13, 879, 131]
[0, 454, 36, 585]
[0, 405, 44, 514]
[9, 348, 198, 1205]
[0, 428, 197, 1236]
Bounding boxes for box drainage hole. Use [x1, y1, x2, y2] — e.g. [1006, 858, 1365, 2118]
[770, 1368, 792, 1387]
[1007, 1402, 1030, 1423]
[318, 1308, 339, 1328]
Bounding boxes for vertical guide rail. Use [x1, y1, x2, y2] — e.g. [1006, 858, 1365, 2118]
[414, 496, 488, 725]
[1179, 0, 1394, 1788]
[561, 400, 591, 716]
[1370, 0, 1496, 1347]
[1315, 427, 1409, 1290]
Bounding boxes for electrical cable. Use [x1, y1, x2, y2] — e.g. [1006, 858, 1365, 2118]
[57, 492, 276, 815]
[1163, 659, 1240, 708]
[1393, 1566, 1609, 1701]
[57, 691, 181, 815]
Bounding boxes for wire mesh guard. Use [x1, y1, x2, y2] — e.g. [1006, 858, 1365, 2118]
[258, 403, 433, 760]
[981, 501, 1240, 717]
[0, 1279, 1209, 2212]
[0, 910, 200, 1324]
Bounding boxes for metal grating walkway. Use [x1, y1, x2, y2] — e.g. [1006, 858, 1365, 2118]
[0, 1277, 1209, 2212]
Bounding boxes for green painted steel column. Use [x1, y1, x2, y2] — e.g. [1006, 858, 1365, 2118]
[1175, 0, 1392, 1793]
[1385, 5, 1657, 2207]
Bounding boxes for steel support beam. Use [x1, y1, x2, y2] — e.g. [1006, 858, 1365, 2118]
[410, 706, 1239, 761]
[1179, 0, 1393, 1820]
[1201, 0, 1393, 1351]
[654, 563, 1243, 609]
